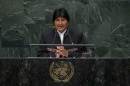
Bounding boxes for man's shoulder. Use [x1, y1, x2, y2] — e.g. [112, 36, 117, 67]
[69, 28, 83, 36]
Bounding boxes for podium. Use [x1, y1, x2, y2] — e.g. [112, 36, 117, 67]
[0, 44, 129, 86]
[0, 58, 129, 86]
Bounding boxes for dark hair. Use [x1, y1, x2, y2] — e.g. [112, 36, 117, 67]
[53, 8, 70, 22]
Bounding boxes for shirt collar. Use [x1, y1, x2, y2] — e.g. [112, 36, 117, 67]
[57, 29, 67, 35]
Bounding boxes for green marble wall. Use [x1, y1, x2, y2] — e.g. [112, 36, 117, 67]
[0, 0, 130, 57]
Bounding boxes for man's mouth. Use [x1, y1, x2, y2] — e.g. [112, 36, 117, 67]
[58, 26, 63, 28]
[58, 27, 64, 29]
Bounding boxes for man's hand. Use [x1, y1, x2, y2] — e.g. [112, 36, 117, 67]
[55, 46, 68, 58]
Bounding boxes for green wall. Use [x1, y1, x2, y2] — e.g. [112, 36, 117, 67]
[0, 0, 130, 57]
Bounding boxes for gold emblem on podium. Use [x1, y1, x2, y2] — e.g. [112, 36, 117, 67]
[49, 61, 74, 83]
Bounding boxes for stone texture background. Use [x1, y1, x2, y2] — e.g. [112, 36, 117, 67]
[0, 1, 130, 86]
[0, 0, 130, 57]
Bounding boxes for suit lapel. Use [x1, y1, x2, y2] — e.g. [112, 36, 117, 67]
[63, 29, 73, 44]
[54, 31, 61, 44]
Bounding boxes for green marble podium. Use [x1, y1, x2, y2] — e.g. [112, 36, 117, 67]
[0, 58, 129, 86]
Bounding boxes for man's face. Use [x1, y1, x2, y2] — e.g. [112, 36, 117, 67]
[54, 17, 69, 32]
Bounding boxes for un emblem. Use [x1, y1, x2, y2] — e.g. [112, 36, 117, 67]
[49, 61, 74, 83]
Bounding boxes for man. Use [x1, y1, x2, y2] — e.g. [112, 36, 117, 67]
[37, 8, 87, 58]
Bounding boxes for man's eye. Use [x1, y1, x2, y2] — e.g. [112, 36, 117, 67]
[61, 19, 65, 21]
[56, 19, 60, 21]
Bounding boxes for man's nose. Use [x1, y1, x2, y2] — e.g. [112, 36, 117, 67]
[59, 20, 62, 24]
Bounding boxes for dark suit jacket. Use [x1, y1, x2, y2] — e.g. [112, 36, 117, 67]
[37, 27, 87, 58]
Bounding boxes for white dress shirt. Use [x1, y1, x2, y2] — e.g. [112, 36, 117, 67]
[57, 29, 67, 44]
